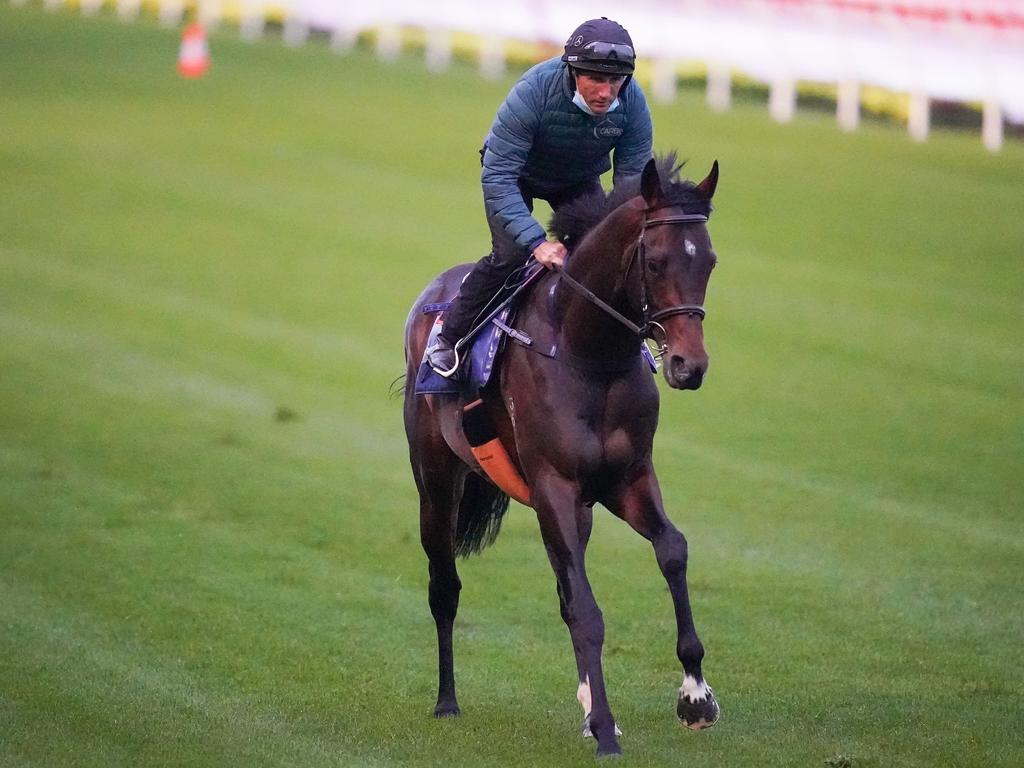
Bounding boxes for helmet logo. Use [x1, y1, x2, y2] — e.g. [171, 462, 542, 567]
[573, 35, 584, 46]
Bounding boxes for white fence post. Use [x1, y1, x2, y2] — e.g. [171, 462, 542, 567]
[117, 0, 141, 21]
[158, 0, 184, 28]
[81, 0, 103, 15]
[770, 76, 796, 123]
[479, 36, 506, 80]
[331, 28, 358, 54]
[283, 17, 309, 47]
[837, 79, 860, 132]
[652, 58, 677, 104]
[706, 62, 731, 113]
[198, 0, 221, 32]
[982, 100, 1004, 153]
[908, 91, 930, 142]
[240, 2, 265, 42]
[376, 25, 402, 61]
[43, 0, 62, 11]
[425, 28, 453, 73]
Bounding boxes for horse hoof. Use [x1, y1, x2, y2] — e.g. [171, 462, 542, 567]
[596, 742, 623, 759]
[433, 702, 461, 718]
[676, 686, 720, 730]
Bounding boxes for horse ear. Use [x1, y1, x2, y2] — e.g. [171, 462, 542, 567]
[641, 158, 664, 207]
[696, 160, 719, 200]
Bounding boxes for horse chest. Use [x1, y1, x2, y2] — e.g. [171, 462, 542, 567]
[600, 426, 642, 469]
[512, 396, 649, 478]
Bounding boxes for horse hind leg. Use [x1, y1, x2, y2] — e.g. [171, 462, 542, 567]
[415, 458, 466, 718]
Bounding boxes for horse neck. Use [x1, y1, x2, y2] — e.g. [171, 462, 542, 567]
[558, 202, 643, 359]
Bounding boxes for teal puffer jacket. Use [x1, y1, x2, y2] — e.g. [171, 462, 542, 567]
[481, 56, 653, 252]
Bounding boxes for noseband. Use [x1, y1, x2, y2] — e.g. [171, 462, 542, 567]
[556, 207, 709, 356]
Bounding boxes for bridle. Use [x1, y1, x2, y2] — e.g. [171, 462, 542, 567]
[556, 207, 709, 357]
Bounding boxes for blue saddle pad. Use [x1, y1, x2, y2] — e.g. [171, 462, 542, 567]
[414, 306, 511, 396]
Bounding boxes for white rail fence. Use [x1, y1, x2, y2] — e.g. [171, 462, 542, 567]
[23, 0, 1024, 151]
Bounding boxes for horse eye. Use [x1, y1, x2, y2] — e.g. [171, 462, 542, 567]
[646, 259, 662, 275]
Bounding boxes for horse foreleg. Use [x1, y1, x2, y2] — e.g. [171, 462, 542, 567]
[608, 464, 721, 730]
[533, 473, 622, 757]
[554, 514, 624, 742]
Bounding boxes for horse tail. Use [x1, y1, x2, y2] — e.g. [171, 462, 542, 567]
[454, 473, 510, 558]
[389, 372, 407, 400]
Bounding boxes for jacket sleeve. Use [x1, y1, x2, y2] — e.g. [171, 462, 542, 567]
[481, 75, 548, 252]
[611, 82, 654, 187]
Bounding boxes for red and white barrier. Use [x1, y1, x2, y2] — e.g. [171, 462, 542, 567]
[21, 0, 1023, 149]
[287, 0, 1023, 148]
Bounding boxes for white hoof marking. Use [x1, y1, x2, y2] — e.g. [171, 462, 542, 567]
[577, 677, 592, 716]
[578, 677, 622, 738]
[582, 718, 623, 739]
[679, 674, 711, 703]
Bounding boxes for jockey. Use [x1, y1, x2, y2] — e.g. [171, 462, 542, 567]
[427, 17, 653, 376]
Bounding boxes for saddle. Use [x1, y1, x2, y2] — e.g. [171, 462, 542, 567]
[414, 260, 545, 398]
[413, 303, 515, 397]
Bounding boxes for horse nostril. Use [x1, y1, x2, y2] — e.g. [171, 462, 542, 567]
[669, 355, 707, 389]
[670, 355, 688, 380]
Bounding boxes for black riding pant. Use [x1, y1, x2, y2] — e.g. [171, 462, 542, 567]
[441, 177, 605, 343]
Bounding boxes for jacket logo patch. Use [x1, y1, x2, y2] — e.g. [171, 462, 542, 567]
[595, 122, 623, 138]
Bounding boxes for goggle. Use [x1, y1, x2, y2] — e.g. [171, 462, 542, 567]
[581, 41, 635, 63]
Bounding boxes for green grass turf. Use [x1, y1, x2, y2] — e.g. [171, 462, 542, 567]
[2, 4, 1023, 767]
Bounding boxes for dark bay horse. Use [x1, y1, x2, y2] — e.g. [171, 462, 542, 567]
[402, 156, 721, 757]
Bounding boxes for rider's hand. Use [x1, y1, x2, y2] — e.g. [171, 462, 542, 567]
[532, 240, 568, 270]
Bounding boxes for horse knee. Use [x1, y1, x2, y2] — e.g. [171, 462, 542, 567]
[428, 567, 461, 620]
[655, 527, 688, 578]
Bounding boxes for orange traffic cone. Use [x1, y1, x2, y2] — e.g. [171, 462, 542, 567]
[177, 23, 210, 79]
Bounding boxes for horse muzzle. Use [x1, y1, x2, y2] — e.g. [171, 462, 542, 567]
[664, 353, 708, 390]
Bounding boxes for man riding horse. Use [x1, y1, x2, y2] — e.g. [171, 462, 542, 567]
[426, 17, 653, 376]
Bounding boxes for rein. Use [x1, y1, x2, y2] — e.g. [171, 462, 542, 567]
[556, 208, 709, 356]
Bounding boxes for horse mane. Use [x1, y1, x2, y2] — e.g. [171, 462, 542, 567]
[549, 152, 712, 246]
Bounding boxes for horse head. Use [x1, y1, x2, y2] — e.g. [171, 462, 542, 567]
[637, 158, 719, 390]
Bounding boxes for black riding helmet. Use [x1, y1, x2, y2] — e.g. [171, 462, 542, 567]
[562, 17, 636, 90]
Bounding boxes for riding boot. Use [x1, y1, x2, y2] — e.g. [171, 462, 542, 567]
[425, 334, 458, 376]
[439, 253, 522, 344]
[426, 252, 520, 377]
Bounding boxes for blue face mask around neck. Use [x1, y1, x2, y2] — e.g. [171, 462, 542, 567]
[572, 89, 620, 116]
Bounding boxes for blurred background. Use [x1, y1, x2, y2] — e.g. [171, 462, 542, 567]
[18, 0, 1024, 147]
[1, 2, 1022, 767]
